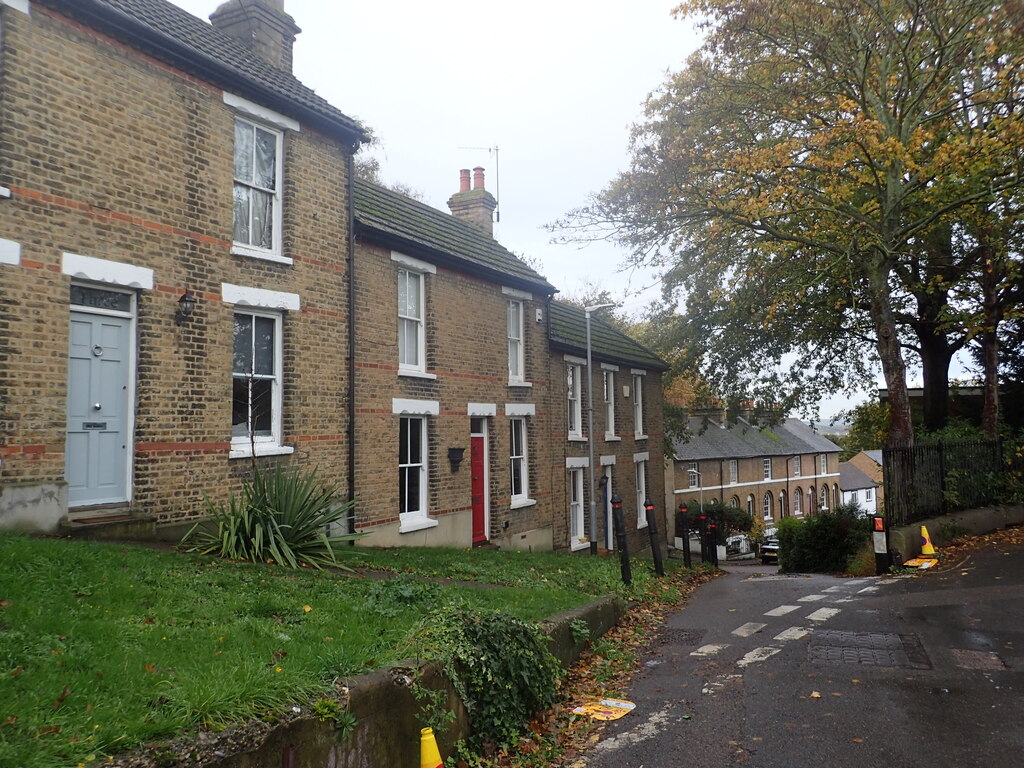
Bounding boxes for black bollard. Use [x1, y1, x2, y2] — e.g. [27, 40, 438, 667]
[645, 499, 665, 577]
[611, 494, 632, 586]
[678, 502, 692, 568]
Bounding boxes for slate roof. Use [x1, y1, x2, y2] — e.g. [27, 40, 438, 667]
[863, 449, 884, 466]
[548, 300, 668, 371]
[48, 0, 367, 143]
[673, 417, 841, 461]
[353, 179, 556, 293]
[839, 462, 878, 491]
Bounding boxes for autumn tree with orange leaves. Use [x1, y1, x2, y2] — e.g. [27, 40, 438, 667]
[562, 0, 1024, 443]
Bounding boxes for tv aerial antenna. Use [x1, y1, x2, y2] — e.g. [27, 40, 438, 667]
[458, 145, 500, 222]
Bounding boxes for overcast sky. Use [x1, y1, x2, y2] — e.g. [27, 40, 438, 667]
[167, 0, 898, 419]
[170, 0, 699, 315]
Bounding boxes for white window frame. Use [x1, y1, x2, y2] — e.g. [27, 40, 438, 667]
[635, 456, 649, 529]
[507, 299, 525, 385]
[729, 459, 738, 485]
[763, 492, 773, 521]
[793, 455, 801, 477]
[632, 372, 646, 438]
[399, 415, 436, 532]
[397, 267, 427, 375]
[850, 489, 859, 504]
[793, 488, 802, 516]
[820, 454, 828, 474]
[569, 467, 587, 550]
[866, 488, 874, 501]
[230, 309, 290, 458]
[509, 417, 533, 508]
[231, 116, 287, 263]
[763, 458, 772, 479]
[603, 369, 617, 439]
[566, 362, 583, 440]
[687, 461, 698, 489]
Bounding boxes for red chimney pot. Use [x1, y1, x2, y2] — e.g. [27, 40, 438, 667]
[473, 166, 485, 190]
[459, 168, 471, 193]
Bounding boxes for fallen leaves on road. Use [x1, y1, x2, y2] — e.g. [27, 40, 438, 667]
[919, 524, 1024, 574]
[810, 691, 822, 699]
[478, 566, 721, 768]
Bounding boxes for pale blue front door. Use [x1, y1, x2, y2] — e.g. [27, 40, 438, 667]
[66, 308, 131, 507]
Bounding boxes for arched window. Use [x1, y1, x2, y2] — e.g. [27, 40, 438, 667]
[778, 490, 787, 518]
[833, 484, 841, 509]
[808, 485, 816, 514]
[793, 487, 802, 516]
[762, 492, 773, 520]
[747, 495, 755, 516]
[729, 495, 740, 508]
[820, 486, 829, 511]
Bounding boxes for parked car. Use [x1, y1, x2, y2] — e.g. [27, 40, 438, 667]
[761, 537, 780, 565]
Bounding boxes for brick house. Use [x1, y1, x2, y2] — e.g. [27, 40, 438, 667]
[0, 0, 367, 532]
[847, 449, 885, 511]
[548, 301, 667, 554]
[668, 413, 841, 533]
[350, 170, 559, 550]
[839, 461, 879, 515]
[0, 0, 670, 555]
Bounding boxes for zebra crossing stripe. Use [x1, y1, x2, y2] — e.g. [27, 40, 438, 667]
[806, 607, 841, 622]
[765, 605, 800, 616]
[732, 622, 768, 637]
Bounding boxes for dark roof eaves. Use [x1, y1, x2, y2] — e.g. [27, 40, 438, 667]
[354, 218, 556, 295]
[59, 0, 368, 144]
[547, 336, 668, 372]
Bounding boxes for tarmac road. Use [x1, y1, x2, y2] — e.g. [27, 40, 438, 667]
[581, 542, 1024, 768]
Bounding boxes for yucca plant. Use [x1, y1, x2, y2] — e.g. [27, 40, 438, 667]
[183, 465, 362, 569]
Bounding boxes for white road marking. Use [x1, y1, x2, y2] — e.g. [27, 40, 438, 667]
[798, 594, 826, 602]
[691, 643, 729, 657]
[737, 646, 781, 667]
[846, 579, 868, 586]
[591, 704, 676, 753]
[774, 626, 810, 641]
[702, 673, 742, 695]
[823, 586, 846, 593]
[732, 622, 768, 637]
[765, 605, 800, 616]
[806, 607, 841, 622]
[858, 585, 880, 594]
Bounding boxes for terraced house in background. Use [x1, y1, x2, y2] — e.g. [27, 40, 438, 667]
[0, 0, 666, 555]
[669, 412, 842, 532]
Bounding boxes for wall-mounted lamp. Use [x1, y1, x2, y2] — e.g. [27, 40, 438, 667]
[175, 290, 197, 325]
[448, 446, 466, 472]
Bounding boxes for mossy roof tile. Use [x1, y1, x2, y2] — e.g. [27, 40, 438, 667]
[354, 179, 556, 292]
[57, 0, 367, 142]
[548, 300, 667, 371]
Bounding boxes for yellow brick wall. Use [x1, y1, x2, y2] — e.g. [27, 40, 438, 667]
[351, 239, 557, 547]
[0, 6, 352, 524]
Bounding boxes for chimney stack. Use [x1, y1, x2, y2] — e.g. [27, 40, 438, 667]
[210, 0, 301, 73]
[447, 166, 497, 236]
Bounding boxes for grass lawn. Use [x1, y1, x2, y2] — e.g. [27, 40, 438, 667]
[0, 534, 681, 767]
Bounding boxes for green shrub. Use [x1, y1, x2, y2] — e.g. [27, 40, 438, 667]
[181, 465, 362, 569]
[674, 503, 752, 545]
[777, 505, 869, 573]
[404, 606, 561, 751]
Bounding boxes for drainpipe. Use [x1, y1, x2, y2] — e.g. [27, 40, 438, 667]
[345, 148, 357, 537]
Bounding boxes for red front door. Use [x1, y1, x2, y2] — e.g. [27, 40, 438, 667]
[471, 433, 487, 544]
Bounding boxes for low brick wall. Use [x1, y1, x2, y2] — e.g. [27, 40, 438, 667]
[889, 503, 1024, 560]
[130, 596, 627, 767]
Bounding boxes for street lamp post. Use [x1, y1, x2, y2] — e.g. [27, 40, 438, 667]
[586, 303, 616, 555]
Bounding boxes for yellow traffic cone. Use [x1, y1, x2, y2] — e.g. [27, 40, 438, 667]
[420, 727, 443, 768]
[920, 525, 937, 558]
